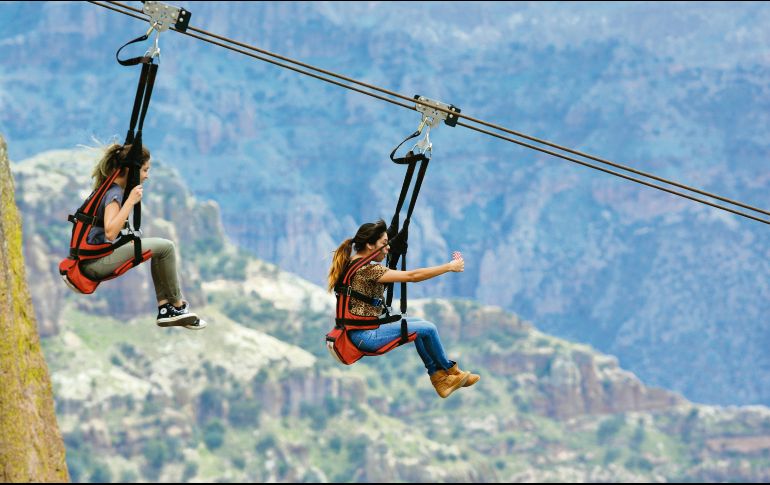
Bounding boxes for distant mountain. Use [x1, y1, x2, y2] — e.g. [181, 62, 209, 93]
[12, 143, 770, 483]
[2, 2, 770, 407]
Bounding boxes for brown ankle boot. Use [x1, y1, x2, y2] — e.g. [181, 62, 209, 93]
[448, 363, 480, 387]
[430, 369, 469, 398]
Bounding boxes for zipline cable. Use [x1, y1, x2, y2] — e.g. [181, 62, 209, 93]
[99, 1, 770, 220]
[90, 0, 770, 225]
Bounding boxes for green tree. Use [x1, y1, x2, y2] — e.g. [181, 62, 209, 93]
[142, 439, 168, 471]
[182, 461, 198, 482]
[228, 400, 261, 428]
[203, 420, 226, 450]
[198, 387, 224, 423]
[597, 415, 625, 444]
[90, 462, 113, 483]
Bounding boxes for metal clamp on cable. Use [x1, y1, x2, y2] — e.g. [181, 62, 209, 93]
[142, 1, 192, 33]
[410, 95, 461, 155]
[414, 95, 461, 128]
[141, 1, 192, 60]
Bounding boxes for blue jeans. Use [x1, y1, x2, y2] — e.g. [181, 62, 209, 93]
[348, 317, 453, 376]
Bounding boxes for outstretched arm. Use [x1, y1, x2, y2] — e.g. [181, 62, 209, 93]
[377, 257, 464, 284]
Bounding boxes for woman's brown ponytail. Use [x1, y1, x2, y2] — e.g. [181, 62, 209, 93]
[327, 238, 354, 291]
[90, 143, 151, 190]
[327, 219, 387, 292]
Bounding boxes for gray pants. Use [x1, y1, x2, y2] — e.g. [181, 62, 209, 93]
[81, 237, 182, 303]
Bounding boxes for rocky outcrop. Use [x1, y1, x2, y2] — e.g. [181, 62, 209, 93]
[411, 299, 683, 419]
[0, 134, 69, 482]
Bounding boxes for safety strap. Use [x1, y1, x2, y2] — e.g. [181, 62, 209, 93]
[116, 33, 154, 67]
[334, 285, 384, 308]
[117, 47, 159, 266]
[68, 212, 104, 227]
[68, 170, 122, 260]
[390, 130, 430, 166]
[384, 133, 431, 344]
[384, 155, 430, 322]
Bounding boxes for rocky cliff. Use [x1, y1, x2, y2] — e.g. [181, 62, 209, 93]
[0, 134, 69, 482]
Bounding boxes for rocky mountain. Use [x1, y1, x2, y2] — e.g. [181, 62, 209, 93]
[0, 135, 68, 482]
[2, 2, 769, 407]
[10, 142, 770, 482]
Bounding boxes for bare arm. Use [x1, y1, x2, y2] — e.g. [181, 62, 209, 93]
[103, 185, 142, 240]
[377, 258, 464, 284]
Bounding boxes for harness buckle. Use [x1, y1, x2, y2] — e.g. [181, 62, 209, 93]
[371, 298, 383, 307]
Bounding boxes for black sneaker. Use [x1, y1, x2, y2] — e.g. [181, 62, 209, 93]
[183, 318, 207, 330]
[156, 302, 199, 328]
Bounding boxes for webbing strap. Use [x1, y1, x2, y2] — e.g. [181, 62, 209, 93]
[385, 156, 430, 311]
[121, 61, 158, 236]
[69, 170, 122, 260]
[334, 285, 384, 307]
[390, 130, 430, 165]
[115, 33, 154, 67]
[70, 232, 136, 258]
[126, 63, 150, 144]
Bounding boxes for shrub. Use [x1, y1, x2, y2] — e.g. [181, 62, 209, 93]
[203, 420, 226, 450]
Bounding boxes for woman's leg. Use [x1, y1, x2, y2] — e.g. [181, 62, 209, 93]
[406, 317, 454, 375]
[80, 238, 183, 305]
[143, 238, 183, 306]
[348, 317, 453, 375]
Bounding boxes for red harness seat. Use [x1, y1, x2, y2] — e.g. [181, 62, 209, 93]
[326, 250, 415, 365]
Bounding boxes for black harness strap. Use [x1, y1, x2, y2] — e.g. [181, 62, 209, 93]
[389, 130, 430, 166]
[116, 33, 154, 67]
[68, 169, 122, 260]
[117, 37, 159, 265]
[334, 285, 385, 307]
[385, 131, 432, 344]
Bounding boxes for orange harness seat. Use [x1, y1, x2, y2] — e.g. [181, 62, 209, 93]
[59, 169, 151, 294]
[326, 250, 415, 365]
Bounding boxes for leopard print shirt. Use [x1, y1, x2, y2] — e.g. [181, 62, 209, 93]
[349, 262, 389, 317]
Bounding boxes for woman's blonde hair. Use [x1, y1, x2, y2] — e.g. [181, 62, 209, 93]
[91, 143, 151, 190]
[327, 219, 387, 292]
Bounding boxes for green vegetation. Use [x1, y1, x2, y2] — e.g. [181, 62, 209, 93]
[42, 272, 770, 482]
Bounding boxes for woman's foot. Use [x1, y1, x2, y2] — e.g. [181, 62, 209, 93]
[183, 318, 207, 330]
[448, 363, 480, 387]
[156, 302, 199, 328]
[430, 369, 469, 398]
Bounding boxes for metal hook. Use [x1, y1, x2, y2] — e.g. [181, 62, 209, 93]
[144, 23, 162, 60]
[412, 124, 432, 155]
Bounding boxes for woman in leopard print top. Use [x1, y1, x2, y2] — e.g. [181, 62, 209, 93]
[328, 220, 480, 398]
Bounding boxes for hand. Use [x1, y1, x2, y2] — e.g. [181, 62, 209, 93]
[126, 185, 143, 206]
[448, 256, 464, 272]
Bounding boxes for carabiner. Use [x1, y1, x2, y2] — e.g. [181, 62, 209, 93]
[144, 24, 162, 60]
